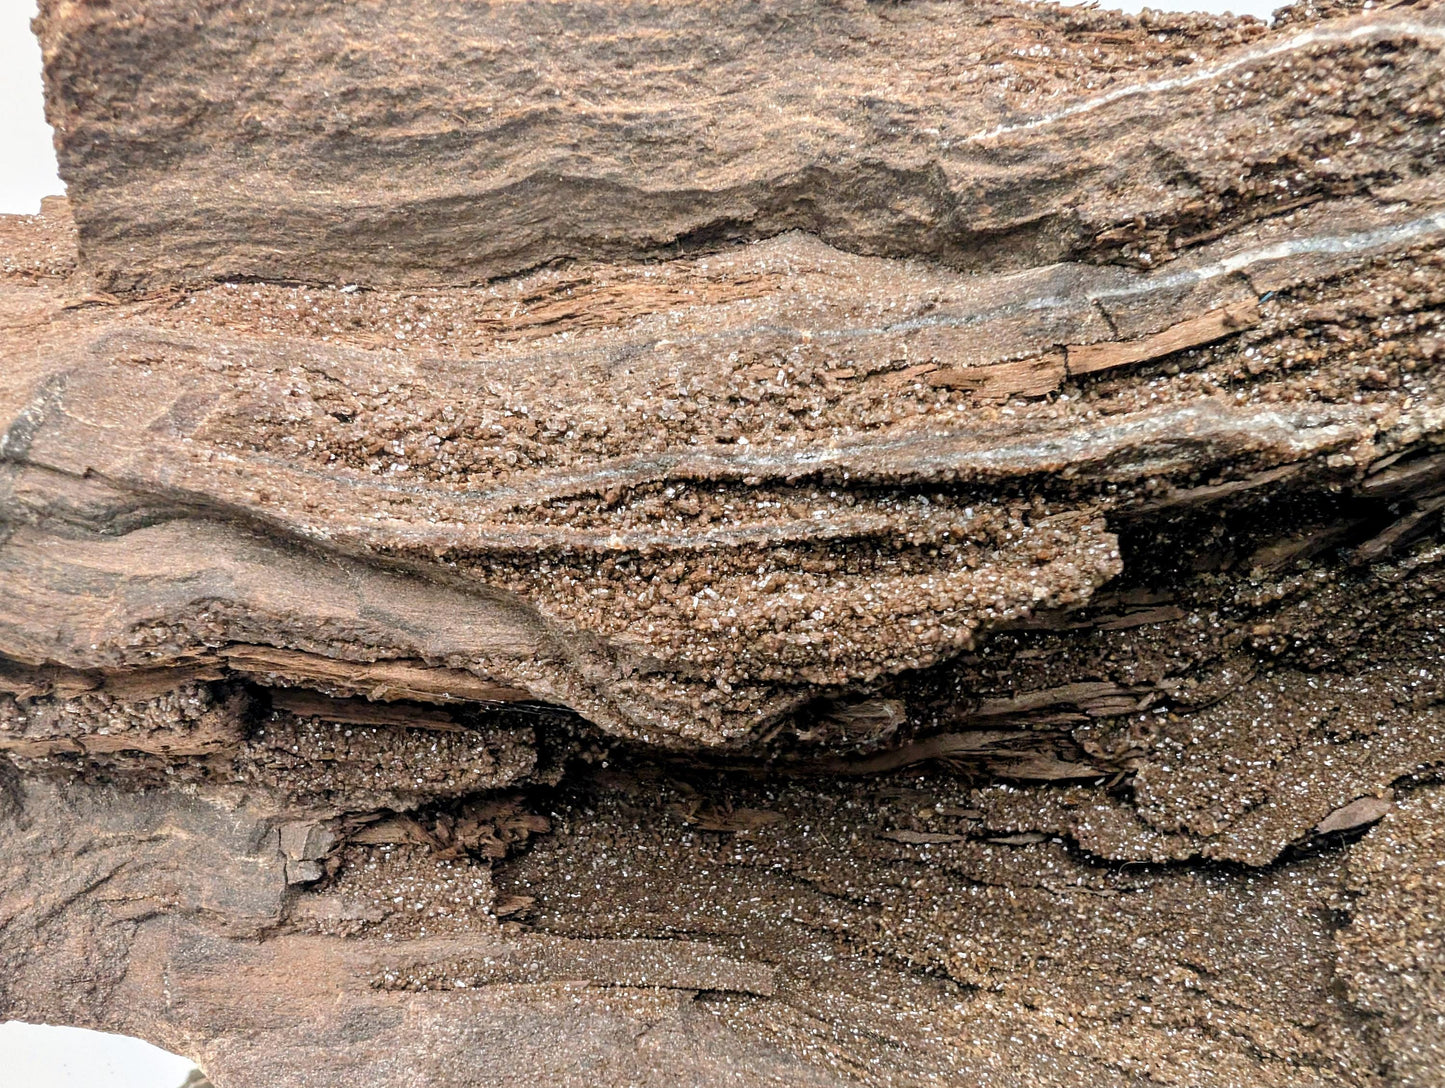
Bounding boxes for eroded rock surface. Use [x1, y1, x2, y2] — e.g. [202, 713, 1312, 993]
[3, 1, 1445, 1084]
[34, 0, 1445, 289]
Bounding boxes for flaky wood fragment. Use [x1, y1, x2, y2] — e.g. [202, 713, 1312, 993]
[927, 303, 1263, 395]
[0, 658, 224, 701]
[927, 352, 1066, 397]
[1359, 452, 1445, 499]
[266, 690, 469, 732]
[220, 648, 533, 706]
[1316, 795, 1393, 834]
[1066, 302, 1262, 376]
[808, 729, 1109, 780]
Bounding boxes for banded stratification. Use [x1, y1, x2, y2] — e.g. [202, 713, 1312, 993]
[3, 2, 1445, 1085]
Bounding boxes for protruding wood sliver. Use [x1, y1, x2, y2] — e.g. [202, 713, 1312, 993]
[1066, 303, 1262, 376]
[218, 646, 535, 706]
[266, 690, 470, 731]
[926, 352, 1066, 397]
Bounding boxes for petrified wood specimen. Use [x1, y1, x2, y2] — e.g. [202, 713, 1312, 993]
[4, 1, 1445, 1085]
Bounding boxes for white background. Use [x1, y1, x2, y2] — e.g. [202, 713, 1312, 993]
[1, 0, 61, 214]
[1, 0, 1278, 1081]
[0, 1024, 196, 1088]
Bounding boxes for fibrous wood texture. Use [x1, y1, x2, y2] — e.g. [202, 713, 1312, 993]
[4, 1, 1445, 1085]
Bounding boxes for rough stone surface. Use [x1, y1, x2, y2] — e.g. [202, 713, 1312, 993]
[3, 1, 1445, 1085]
[35, 1, 1445, 290]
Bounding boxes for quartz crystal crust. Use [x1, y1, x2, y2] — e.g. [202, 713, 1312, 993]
[3, 1, 1445, 1084]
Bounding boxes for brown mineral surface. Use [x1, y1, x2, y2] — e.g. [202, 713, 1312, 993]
[3, 0, 1445, 1085]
